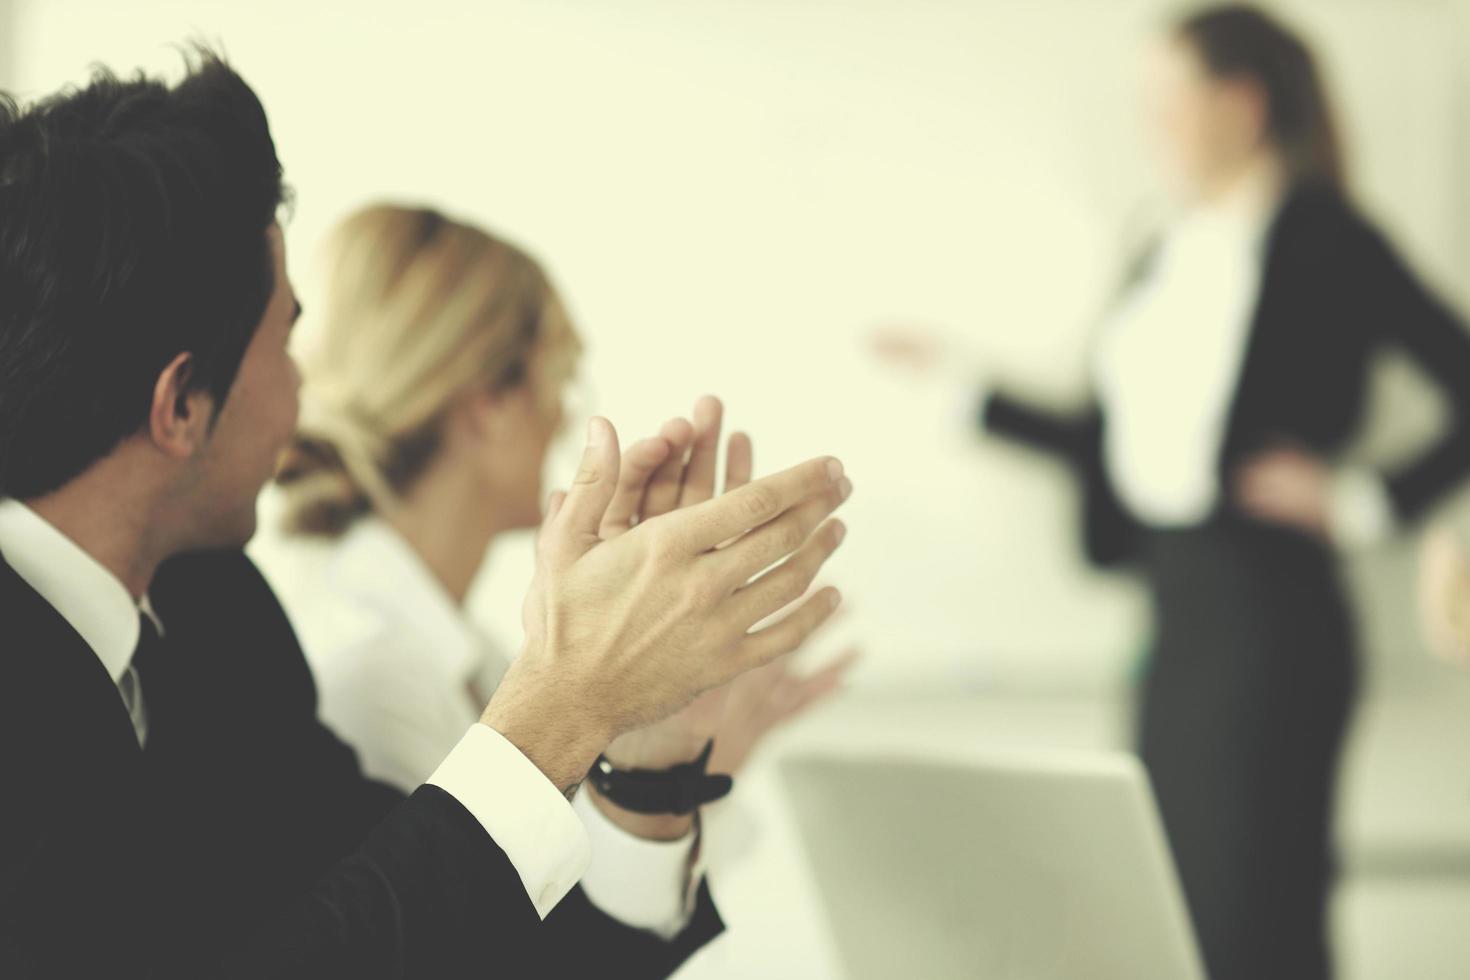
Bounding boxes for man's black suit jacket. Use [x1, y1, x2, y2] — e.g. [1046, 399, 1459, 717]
[0, 546, 721, 978]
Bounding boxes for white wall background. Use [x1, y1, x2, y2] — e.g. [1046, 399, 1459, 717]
[15, 2, 1470, 975]
[0, 1, 13, 91]
[11, 0, 1470, 694]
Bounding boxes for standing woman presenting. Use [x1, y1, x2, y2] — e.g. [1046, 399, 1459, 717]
[880, 6, 1470, 978]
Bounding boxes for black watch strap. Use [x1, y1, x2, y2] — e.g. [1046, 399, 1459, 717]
[586, 739, 733, 815]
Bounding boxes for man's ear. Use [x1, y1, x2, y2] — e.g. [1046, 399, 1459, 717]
[148, 351, 214, 459]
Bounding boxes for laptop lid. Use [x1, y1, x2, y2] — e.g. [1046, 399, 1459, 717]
[780, 749, 1205, 980]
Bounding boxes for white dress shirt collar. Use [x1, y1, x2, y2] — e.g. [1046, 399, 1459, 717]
[0, 498, 146, 682]
[1170, 159, 1284, 255]
[325, 516, 483, 686]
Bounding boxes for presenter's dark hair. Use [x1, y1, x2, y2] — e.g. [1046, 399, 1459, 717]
[0, 49, 286, 499]
[1176, 4, 1344, 188]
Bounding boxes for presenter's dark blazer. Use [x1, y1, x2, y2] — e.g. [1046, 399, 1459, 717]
[982, 181, 1470, 562]
[0, 547, 721, 978]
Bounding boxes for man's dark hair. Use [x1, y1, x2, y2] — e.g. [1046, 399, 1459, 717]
[0, 49, 286, 499]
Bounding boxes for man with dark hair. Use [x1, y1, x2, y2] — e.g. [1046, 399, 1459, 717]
[0, 52, 851, 977]
[0, 57, 283, 503]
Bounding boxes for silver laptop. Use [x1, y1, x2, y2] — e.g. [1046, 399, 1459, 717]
[780, 749, 1205, 980]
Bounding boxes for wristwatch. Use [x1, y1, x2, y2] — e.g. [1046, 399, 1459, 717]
[586, 739, 734, 815]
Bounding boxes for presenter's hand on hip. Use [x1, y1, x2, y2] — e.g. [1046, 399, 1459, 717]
[1233, 446, 1331, 538]
[482, 401, 851, 801]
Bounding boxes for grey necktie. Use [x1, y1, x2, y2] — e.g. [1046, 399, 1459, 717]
[120, 613, 161, 747]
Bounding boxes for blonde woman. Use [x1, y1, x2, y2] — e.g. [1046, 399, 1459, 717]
[252, 203, 852, 938]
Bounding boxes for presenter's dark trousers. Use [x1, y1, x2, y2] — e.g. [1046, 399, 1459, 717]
[1138, 519, 1357, 980]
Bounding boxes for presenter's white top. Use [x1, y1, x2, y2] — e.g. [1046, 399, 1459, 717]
[1089, 181, 1392, 544]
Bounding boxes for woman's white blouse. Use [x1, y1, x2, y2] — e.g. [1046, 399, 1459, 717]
[1093, 202, 1270, 528]
[288, 518, 504, 790]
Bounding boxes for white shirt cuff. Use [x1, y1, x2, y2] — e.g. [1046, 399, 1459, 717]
[427, 724, 590, 919]
[572, 789, 702, 940]
[1329, 467, 1396, 550]
[949, 379, 989, 435]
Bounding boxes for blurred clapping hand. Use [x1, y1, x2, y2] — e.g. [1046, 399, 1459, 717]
[707, 643, 858, 776]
